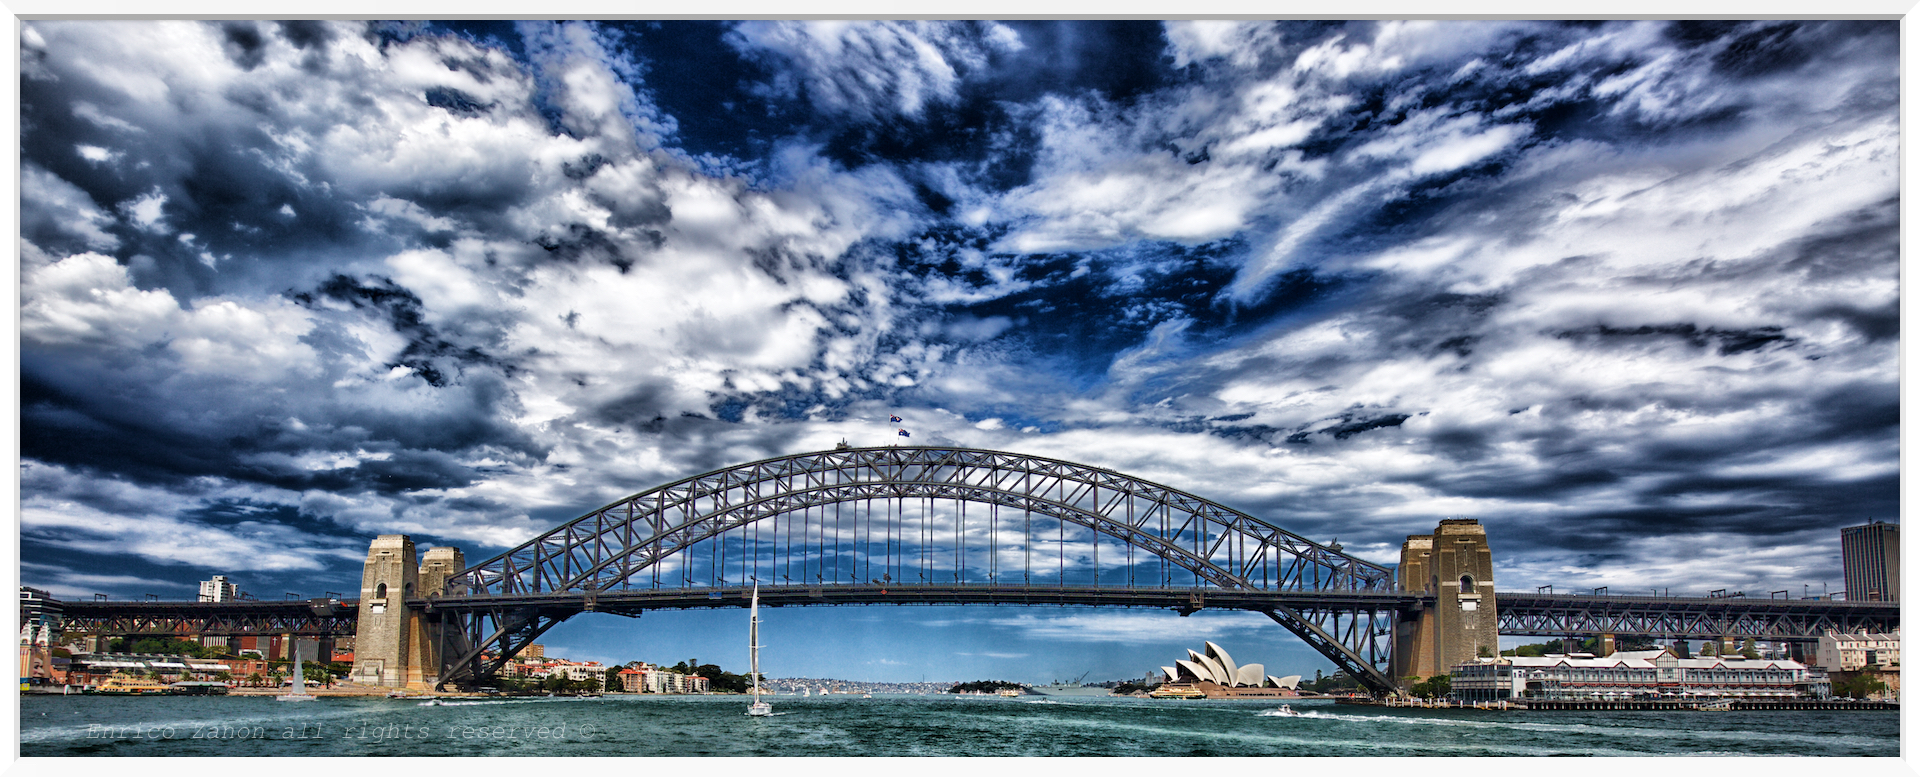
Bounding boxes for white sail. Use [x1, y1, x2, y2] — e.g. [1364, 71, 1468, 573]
[276, 650, 316, 701]
[747, 583, 771, 716]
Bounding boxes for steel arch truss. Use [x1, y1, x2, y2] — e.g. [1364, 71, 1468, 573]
[439, 446, 1398, 689]
[1265, 605, 1396, 692]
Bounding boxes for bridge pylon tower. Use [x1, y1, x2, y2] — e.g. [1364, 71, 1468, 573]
[1390, 519, 1498, 688]
[349, 536, 464, 690]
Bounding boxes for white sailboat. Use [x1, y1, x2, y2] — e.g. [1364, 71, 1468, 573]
[276, 653, 317, 702]
[746, 583, 772, 717]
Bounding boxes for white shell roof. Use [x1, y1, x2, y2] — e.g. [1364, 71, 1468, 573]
[1205, 641, 1239, 682]
[1175, 659, 1214, 683]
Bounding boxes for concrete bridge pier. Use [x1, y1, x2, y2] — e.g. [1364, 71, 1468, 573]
[1390, 519, 1499, 690]
[348, 535, 463, 690]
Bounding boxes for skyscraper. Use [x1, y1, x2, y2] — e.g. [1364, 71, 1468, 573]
[1841, 522, 1899, 602]
[198, 575, 238, 602]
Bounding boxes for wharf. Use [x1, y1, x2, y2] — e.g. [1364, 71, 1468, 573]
[1337, 697, 1896, 712]
[1520, 699, 1896, 711]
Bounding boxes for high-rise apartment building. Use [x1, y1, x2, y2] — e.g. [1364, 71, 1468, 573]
[198, 575, 238, 602]
[1841, 522, 1899, 602]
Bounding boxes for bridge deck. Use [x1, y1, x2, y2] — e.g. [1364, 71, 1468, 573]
[57, 590, 1896, 641]
[418, 584, 1420, 613]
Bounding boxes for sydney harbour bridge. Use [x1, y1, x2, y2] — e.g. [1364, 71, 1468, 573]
[58, 446, 1899, 696]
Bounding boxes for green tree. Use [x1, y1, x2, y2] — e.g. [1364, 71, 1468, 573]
[1615, 636, 1659, 652]
[949, 680, 1024, 694]
[1308, 671, 1359, 694]
[1739, 639, 1759, 660]
[671, 660, 749, 693]
[1833, 674, 1890, 699]
[1408, 675, 1452, 699]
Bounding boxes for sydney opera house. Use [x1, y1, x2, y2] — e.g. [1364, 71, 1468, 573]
[1151, 641, 1303, 699]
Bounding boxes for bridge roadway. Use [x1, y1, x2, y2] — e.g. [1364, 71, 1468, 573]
[58, 589, 1898, 642]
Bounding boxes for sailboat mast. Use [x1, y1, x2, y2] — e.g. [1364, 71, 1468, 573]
[750, 584, 761, 698]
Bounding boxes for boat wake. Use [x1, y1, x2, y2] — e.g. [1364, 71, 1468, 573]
[1255, 708, 1333, 719]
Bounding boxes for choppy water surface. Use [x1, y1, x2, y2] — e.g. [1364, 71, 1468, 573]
[19, 694, 1898, 757]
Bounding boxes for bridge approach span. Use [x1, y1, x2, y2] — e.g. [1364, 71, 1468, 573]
[1496, 593, 1899, 640]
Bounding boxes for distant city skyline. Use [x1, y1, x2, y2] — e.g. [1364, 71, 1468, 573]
[18, 20, 1898, 685]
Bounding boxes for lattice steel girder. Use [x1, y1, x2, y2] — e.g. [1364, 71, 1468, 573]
[59, 600, 357, 636]
[451, 445, 1393, 599]
[1495, 594, 1899, 640]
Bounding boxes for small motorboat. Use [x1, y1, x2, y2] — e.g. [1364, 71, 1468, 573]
[419, 698, 445, 707]
[1268, 704, 1301, 717]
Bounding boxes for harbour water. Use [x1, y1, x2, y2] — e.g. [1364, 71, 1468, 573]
[19, 694, 1899, 757]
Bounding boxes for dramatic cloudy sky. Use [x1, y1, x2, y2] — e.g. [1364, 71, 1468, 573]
[16, 20, 1899, 682]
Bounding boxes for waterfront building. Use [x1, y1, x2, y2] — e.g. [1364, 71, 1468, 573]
[1841, 522, 1899, 602]
[553, 660, 606, 686]
[1451, 648, 1827, 701]
[20, 624, 55, 687]
[1816, 629, 1900, 672]
[616, 663, 690, 693]
[19, 587, 63, 635]
[198, 575, 239, 603]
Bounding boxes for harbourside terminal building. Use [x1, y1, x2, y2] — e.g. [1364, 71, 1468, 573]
[1450, 648, 1830, 701]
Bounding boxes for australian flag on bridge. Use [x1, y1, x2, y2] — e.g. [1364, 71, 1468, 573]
[898, 429, 911, 438]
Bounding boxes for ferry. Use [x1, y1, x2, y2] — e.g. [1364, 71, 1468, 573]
[88, 676, 178, 695]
